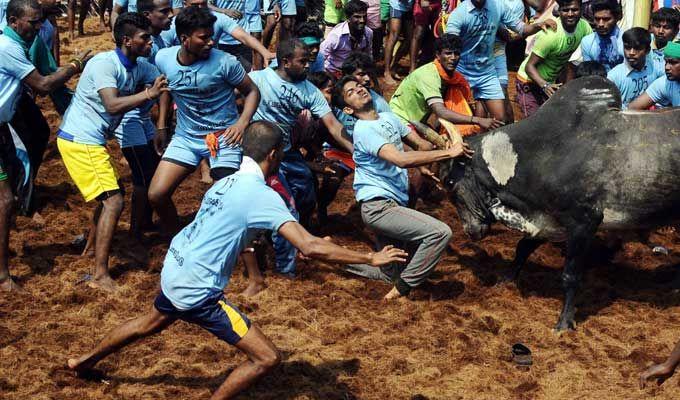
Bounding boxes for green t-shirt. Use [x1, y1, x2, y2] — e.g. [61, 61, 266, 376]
[324, 0, 347, 24]
[518, 18, 592, 83]
[389, 62, 443, 124]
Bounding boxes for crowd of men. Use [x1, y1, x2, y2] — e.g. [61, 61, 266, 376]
[0, 0, 679, 396]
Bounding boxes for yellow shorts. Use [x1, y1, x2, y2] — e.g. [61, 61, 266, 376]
[57, 138, 120, 202]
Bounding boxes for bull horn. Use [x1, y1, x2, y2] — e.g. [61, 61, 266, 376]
[409, 120, 448, 149]
[438, 118, 463, 144]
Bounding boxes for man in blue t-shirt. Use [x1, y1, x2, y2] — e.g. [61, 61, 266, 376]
[578, 0, 623, 72]
[629, 41, 680, 109]
[149, 6, 259, 235]
[67, 121, 407, 399]
[0, 0, 90, 292]
[607, 28, 663, 109]
[333, 76, 474, 299]
[57, 13, 168, 293]
[446, 0, 556, 123]
[113, 0, 172, 240]
[111, 0, 183, 28]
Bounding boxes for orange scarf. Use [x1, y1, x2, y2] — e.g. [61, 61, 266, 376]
[433, 59, 480, 137]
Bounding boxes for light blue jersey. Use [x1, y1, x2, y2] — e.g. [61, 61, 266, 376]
[446, 0, 524, 79]
[249, 67, 332, 152]
[114, 0, 137, 11]
[0, 35, 35, 124]
[114, 34, 169, 148]
[161, 11, 238, 46]
[160, 156, 295, 310]
[155, 46, 245, 137]
[645, 75, 680, 107]
[334, 89, 391, 138]
[0, 0, 9, 30]
[352, 112, 410, 206]
[607, 55, 664, 109]
[389, 0, 413, 12]
[245, 0, 260, 13]
[580, 27, 624, 72]
[59, 50, 159, 145]
[214, 0, 247, 45]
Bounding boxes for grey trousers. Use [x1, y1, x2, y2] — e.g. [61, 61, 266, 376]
[346, 199, 452, 294]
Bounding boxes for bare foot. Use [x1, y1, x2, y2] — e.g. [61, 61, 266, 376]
[0, 276, 27, 293]
[67, 357, 104, 380]
[383, 286, 403, 300]
[241, 281, 266, 297]
[87, 275, 118, 293]
[640, 363, 674, 389]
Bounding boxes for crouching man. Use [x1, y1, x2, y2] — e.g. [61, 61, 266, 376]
[333, 76, 474, 299]
[67, 121, 407, 399]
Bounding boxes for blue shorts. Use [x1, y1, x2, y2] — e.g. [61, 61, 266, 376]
[280, 0, 296, 16]
[245, 12, 262, 33]
[463, 71, 505, 100]
[154, 290, 251, 345]
[389, 7, 410, 19]
[494, 53, 509, 88]
[162, 133, 242, 170]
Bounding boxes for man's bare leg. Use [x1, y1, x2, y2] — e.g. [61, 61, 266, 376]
[78, 0, 90, 36]
[199, 159, 213, 184]
[98, 0, 109, 31]
[640, 339, 680, 388]
[68, 307, 175, 374]
[483, 99, 507, 124]
[251, 32, 264, 70]
[210, 325, 280, 399]
[89, 193, 124, 292]
[148, 160, 194, 237]
[0, 180, 22, 292]
[241, 251, 265, 297]
[262, 15, 278, 50]
[383, 17, 402, 86]
[130, 185, 150, 240]
[409, 24, 426, 73]
[501, 86, 515, 123]
[81, 203, 102, 257]
[279, 15, 295, 42]
[67, 0, 77, 40]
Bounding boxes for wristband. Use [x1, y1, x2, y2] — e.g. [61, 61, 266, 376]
[541, 82, 550, 89]
[68, 58, 83, 72]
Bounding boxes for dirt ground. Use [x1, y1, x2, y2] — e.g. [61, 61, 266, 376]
[1, 18, 680, 400]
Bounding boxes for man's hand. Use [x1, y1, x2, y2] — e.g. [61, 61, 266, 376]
[474, 116, 504, 130]
[223, 121, 247, 146]
[223, 9, 243, 19]
[75, 49, 93, 66]
[540, 19, 557, 32]
[542, 82, 561, 97]
[640, 363, 674, 389]
[148, 75, 170, 99]
[273, 4, 281, 21]
[370, 245, 408, 267]
[447, 141, 474, 159]
[418, 166, 440, 183]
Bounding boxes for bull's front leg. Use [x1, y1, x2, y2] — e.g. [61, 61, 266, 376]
[555, 208, 603, 332]
[505, 237, 545, 283]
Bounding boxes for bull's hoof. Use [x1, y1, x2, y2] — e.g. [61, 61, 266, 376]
[553, 319, 576, 332]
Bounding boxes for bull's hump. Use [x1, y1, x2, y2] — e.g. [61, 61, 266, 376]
[481, 131, 518, 186]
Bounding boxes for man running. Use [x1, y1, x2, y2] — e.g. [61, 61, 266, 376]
[58, 12, 168, 292]
[0, 0, 89, 291]
[67, 121, 408, 399]
[334, 76, 474, 299]
[150, 6, 259, 234]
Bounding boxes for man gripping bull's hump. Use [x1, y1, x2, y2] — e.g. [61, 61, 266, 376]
[332, 76, 474, 300]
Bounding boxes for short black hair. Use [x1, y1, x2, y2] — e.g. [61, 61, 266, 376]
[137, 0, 158, 14]
[341, 51, 374, 76]
[175, 5, 216, 39]
[622, 27, 651, 50]
[307, 71, 335, 90]
[575, 61, 607, 78]
[556, 0, 581, 9]
[295, 21, 323, 39]
[113, 12, 151, 47]
[435, 33, 462, 53]
[344, 0, 368, 17]
[590, 0, 621, 18]
[332, 75, 359, 110]
[651, 7, 680, 32]
[242, 121, 283, 162]
[6, 0, 40, 19]
[276, 38, 307, 66]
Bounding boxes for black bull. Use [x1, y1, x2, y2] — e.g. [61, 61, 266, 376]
[420, 76, 680, 331]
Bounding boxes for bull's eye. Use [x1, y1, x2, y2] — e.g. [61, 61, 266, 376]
[447, 180, 455, 187]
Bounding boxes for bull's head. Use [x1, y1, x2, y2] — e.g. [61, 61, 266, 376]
[412, 119, 494, 241]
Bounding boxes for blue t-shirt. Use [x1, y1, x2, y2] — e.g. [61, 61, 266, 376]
[161, 11, 238, 46]
[160, 157, 296, 310]
[249, 67, 332, 152]
[446, 0, 524, 78]
[493, 0, 524, 51]
[352, 112, 410, 206]
[607, 56, 664, 109]
[0, 0, 9, 30]
[60, 50, 160, 145]
[0, 35, 35, 124]
[580, 27, 624, 72]
[245, 0, 260, 14]
[155, 46, 245, 136]
[334, 89, 390, 138]
[114, 0, 136, 11]
[645, 75, 680, 108]
[214, 0, 247, 45]
[389, 0, 413, 12]
[114, 34, 169, 148]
